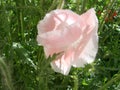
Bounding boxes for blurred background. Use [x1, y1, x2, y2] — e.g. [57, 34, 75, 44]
[0, 0, 120, 90]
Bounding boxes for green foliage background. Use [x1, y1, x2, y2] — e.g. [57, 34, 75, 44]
[0, 0, 120, 90]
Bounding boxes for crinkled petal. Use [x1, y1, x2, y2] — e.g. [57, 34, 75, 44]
[37, 23, 82, 57]
[72, 31, 98, 67]
[51, 48, 75, 75]
[37, 9, 80, 34]
[72, 8, 98, 67]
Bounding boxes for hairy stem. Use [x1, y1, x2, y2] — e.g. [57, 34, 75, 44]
[81, 0, 87, 13]
[98, 73, 120, 90]
[99, 0, 116, 31]
[0, 58, 14, 90]
[57, 0, 65, 9]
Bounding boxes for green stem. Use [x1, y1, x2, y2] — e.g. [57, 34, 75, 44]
[73, 74, 79, 90]
[40, 0, 43, 8]
[39, 0, 44, 16]
[57, 0, 65, 9]
[81, 0, 87, 13]
[76, 0, 80, 14]
[48, 0, 57, 12]
[20, 11, 24, 41]
[0, 58, 14, 90]
[98, 73, 120, 90]
[99, 0, 116, 31]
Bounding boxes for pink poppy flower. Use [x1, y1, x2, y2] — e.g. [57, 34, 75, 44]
[37, 8, 98, 75]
